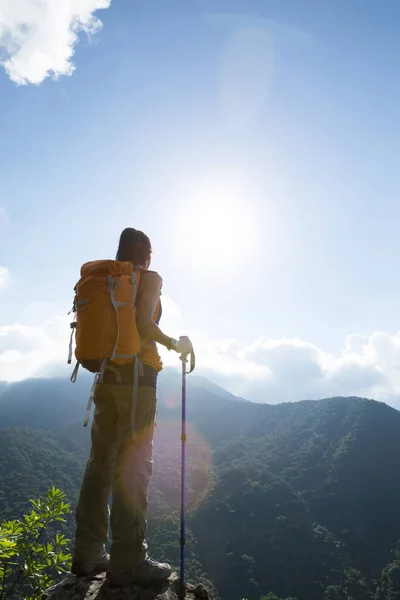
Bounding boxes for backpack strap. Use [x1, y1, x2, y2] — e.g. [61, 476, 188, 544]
[107, 269, 139, 362]
[83, 373, 98, 427]
[132, 268, 139, 303]
[107, 276, 120, 362]
[70, 361, 80, 383]
[67, 322, 76, 365]
[83, 360, 107, 427]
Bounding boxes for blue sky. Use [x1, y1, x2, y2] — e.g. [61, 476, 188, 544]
[1, 0, 400, 405]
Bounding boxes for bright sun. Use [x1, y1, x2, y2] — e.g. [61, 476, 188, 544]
[175, 177, 255, 272]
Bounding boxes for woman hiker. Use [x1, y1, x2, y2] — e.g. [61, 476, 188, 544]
[71, 227, 193, 586]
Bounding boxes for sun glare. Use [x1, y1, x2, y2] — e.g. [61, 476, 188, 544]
[175, 177, 256, 272]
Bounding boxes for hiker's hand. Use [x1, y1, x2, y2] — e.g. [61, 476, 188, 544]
[175, 336, 193, 356]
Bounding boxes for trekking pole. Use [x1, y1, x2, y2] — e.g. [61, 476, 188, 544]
[179, 338, 195, 599]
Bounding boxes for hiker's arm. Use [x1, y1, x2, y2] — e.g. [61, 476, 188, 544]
[136, 273, 173, 348]
[136, 272, 193, 354]
[137, 296, 172, 347]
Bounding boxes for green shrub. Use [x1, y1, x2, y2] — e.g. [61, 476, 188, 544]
[0, 487, 72, 600]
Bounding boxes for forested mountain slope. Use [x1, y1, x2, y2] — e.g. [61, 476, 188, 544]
[1, 375, 400, 599]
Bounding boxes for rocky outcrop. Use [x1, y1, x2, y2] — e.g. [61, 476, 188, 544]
[42, 573, 211, 600]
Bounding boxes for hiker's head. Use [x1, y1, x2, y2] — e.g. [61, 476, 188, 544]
[116, 228, 152, 268]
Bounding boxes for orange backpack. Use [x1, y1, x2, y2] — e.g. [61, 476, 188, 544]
[68, 260, 142, 379]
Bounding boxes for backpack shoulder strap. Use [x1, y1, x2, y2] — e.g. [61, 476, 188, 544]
[132, 268, 141, 303]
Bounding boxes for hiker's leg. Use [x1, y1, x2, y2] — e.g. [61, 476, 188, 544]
[74, 384, 117, 562]
[108, 382, 157, 583]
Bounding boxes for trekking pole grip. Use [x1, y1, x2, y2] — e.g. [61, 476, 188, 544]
[179, 336, 195, 374]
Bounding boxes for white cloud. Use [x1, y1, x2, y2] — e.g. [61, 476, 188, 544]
[2, 295, 400, 411]
[154, 297, 400, 408]
[0, 315, 70, 381]
[193, 333, 400, 407]
[0, 0, 111, 85]
[0, 267, 9, 291]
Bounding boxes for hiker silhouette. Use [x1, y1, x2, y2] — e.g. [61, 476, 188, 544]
[70, 227, 193, 586]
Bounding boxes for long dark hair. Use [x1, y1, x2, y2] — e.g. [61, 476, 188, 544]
[116, 228, 152, 267]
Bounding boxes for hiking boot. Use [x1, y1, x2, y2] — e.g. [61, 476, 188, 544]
[107, 556, 172, 586]
[71, 551, 110, 576]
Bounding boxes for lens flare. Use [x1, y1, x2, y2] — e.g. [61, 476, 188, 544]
[151, 418, 214, 516]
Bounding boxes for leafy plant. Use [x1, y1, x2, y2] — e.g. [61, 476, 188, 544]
[0, 487, 72, 600]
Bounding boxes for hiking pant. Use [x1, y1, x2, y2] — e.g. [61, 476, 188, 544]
[74, 367, 157, 579]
